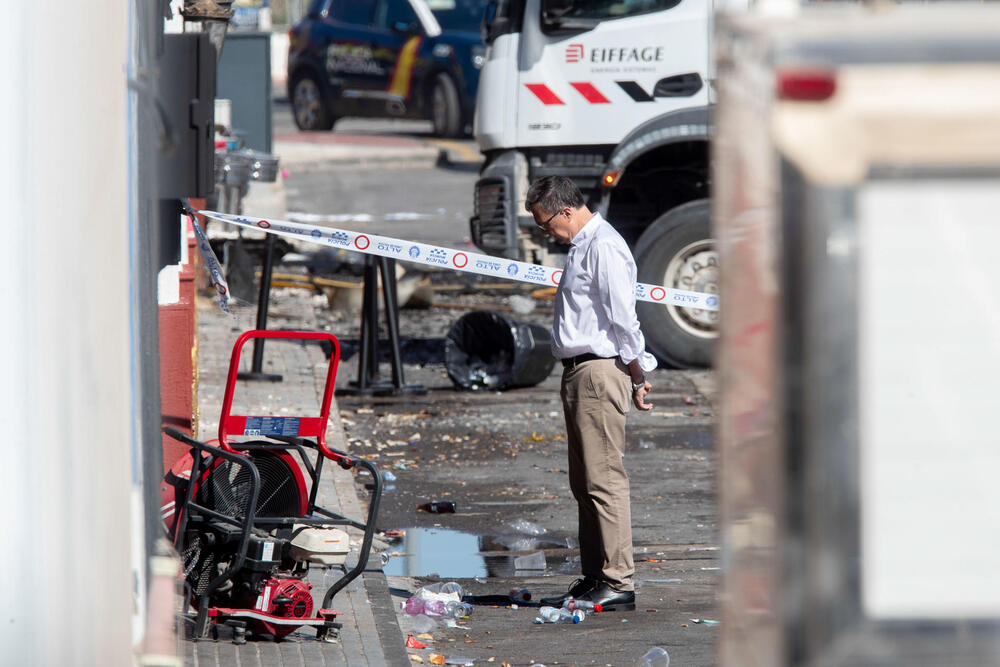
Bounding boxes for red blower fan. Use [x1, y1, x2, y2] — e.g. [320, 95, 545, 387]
[162, 330, 383, 642]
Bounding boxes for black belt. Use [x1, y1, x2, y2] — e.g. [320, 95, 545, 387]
[561, 352, 613, 368]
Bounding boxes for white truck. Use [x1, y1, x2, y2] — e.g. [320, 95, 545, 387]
[470, 0, 740, 367]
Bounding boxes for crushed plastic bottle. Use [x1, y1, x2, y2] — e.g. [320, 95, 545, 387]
[403, 597, 447, 617]
[424, 599, 447, 616]
[636, 647, 670, 667]
[563, 599, 602, 613]
[537, 606, 585, 624]
[445, 601, 473, 619]
[407, 582, 465, 619]
[509, 588, 532, 603]
[423, 582, 464, 598]
[416, 500, 457, 514]
[411, 614, 436, 634]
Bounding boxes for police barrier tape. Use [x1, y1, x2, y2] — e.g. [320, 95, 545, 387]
[193, 209, 719, 311]
[191, 214, 232, 313]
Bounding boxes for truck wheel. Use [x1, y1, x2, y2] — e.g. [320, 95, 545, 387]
[291, 72, 335, 131]
[635, 199, 718, 368]
[430, 74, 461, 138]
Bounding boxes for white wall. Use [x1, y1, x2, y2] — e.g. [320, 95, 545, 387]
[0, 2, 135, 665]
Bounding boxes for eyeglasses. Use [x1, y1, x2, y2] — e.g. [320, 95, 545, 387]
[537, 208, 561, 230]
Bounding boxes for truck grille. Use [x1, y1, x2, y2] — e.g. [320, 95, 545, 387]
[471, 176, 513, 256]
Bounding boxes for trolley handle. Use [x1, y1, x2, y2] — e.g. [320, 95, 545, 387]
[218, 330, 341, 453]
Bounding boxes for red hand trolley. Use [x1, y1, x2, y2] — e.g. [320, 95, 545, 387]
[162, 330, 382, 642]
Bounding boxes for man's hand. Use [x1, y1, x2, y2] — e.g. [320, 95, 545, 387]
[633, 381, 653, 411]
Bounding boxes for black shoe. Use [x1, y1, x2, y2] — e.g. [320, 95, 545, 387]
[577, 581, 636, 611]
[539, 577, 597, 607]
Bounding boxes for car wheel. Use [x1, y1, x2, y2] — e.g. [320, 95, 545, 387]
[634, 199, 718, 368]
[291, 72, 335, 131]
[430, 74, 461, 138]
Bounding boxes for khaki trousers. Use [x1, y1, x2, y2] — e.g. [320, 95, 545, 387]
[561, 358, 634, 590]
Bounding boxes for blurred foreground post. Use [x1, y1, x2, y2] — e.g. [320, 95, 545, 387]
[714, 4, 1000, 665]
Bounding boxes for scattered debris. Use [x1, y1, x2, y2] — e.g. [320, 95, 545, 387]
[637, 647, 671, 667]
[444, 311, 555, 390]
[536, 606, 585, 624]
[407, 635, 429, 649]
[509, 294, 536, 314]
[412, 614, 437, 634]
[506, 520, 547, 536]
[690, 618, 720, 626]
[417, 500, 457, 513]
[509, 588, 532, 603]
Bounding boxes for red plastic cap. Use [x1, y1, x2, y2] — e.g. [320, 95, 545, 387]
[776, 68, 837, 101]
[594, 603, 603, 613]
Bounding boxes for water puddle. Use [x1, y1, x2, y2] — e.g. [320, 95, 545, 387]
[384, 527, 488, 578]
[382, 527, 578, 578]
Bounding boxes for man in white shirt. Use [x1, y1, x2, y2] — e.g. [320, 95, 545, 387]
[526, 176, 656, 611]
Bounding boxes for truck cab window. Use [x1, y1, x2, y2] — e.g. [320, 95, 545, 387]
[549, 0, 681, 23]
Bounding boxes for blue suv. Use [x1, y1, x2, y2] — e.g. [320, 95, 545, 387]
[288, 0, 487, 137]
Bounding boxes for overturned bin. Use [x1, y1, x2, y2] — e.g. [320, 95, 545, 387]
[445, 310, 555, 390]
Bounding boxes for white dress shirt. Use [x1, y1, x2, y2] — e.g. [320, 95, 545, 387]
[551, 213, 657, 373]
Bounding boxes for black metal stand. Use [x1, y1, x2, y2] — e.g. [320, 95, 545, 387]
[238, 233, 283, 382]
[339, 255, 424, 396]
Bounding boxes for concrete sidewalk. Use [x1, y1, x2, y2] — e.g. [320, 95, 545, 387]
[182, 289, 409, 666]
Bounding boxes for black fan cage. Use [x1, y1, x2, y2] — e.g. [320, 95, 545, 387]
[199, 450, 304, 520]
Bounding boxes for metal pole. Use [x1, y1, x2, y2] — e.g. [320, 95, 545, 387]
[355, 255, 379, 390]
[379, 257, 405, 389]
[239, 232, 282, 381]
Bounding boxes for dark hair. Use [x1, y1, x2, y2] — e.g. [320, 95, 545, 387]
[524, 176, 584, 215]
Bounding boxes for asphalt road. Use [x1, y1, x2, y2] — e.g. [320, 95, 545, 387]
[275, 100, 481, 249]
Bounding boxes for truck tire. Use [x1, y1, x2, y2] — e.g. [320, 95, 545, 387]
[430, 74, 462, 138]
[291, 72, 335, 131]
[635, 199, 718, 368]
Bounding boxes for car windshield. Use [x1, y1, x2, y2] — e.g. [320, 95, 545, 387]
[426, 0, 487, 31]
[558, 0, 682, 20]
